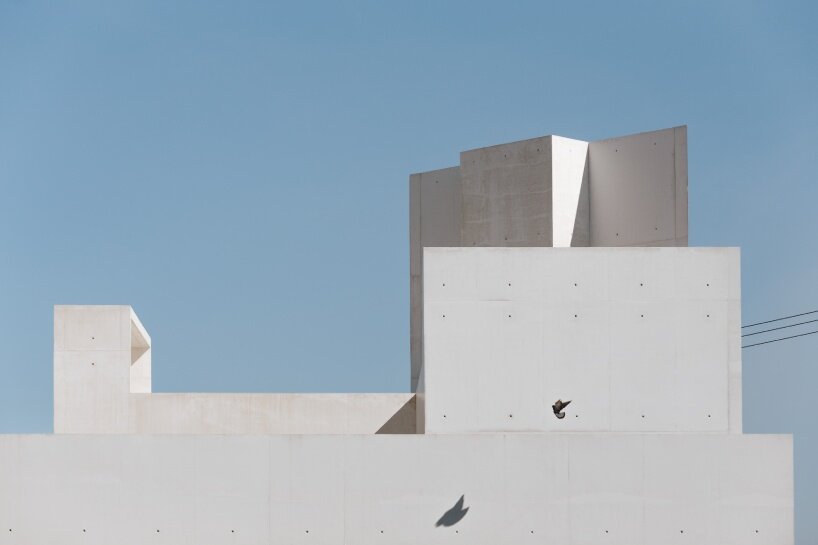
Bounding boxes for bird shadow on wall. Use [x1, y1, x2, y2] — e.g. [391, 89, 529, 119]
[436, 495, 469, 527]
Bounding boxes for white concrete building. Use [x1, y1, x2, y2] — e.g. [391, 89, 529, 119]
[0, 126, 793, 544]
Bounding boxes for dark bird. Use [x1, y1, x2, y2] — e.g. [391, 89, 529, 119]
[552, 399, 572, 419]
[435, 495, 469, 527]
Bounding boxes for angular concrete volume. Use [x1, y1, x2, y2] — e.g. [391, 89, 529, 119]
[0, 125, 792, 544]
[411, 126, 688, 390]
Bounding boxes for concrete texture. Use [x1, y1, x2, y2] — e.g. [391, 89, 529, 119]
[0, 126, 792, 544]
[588, 127, 688, 247]
[0, 433, 792, 545]
[410, 127, 688, 390]
[54, 306, 415, 435]
[422, 247, 741, 433]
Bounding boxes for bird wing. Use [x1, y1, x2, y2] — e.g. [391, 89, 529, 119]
[454, 495, 465, 510]
[562, 400, 572, 408]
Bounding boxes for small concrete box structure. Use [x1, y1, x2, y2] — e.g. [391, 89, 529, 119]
[0, 126, 793, 544]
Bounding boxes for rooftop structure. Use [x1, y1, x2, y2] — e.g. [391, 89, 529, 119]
[0, 126, 793, 544]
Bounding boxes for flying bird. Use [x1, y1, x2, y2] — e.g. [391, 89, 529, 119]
[435, 494, 469, 527]
[552, 399, 571, 419]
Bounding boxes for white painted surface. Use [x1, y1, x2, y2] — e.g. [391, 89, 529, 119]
[423, 247, 740, 434]
[551, 136, 589, 247]
[588, 126, 688, 247]
[0, 433, 792, 545]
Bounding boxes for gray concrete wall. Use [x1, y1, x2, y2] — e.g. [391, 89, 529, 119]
[410, 167, 462, 391]
[460, 136, 553, 247]
[588, 126, 688, 247]
[423, 247, 741, 434]
[0, 433, 792, 545]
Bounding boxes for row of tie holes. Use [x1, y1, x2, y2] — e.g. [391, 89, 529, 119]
[440, 280, 713, 320]
[440, 280, 715, 421]
[5, 528, 763, 535]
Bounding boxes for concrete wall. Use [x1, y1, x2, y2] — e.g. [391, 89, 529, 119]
[422, 247, 741, 434]
[410, 127, 688, 391]
[551, 136, 589, 247]
[0, 433, 792, 545]
[54, 306, 415, 435]
[410, 167, 462, 392]
[460, 136, 553, 247]
[588, 126, 688, 247]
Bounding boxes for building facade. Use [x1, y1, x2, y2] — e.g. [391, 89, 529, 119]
[0, 126, 793, 544]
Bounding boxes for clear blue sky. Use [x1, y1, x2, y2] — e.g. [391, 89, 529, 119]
[1, 0, 816, 541]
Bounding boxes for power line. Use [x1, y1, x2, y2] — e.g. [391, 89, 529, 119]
[742, 329, 818, 349]
[741, 318, 818, 338]
[742, 310, 818, 329]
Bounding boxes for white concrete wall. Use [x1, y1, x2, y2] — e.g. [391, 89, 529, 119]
[127, 393, 416, 434]
[0, 433, 792, 545]
[410, 127, 688, 391]
[423, 247, 741, 434]
[588, 126, 688, 247]
[551, 136, 589, 247]
[54, 306, 416, 435]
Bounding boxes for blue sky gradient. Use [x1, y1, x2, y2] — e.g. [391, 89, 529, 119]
[1, 1, 816, 541]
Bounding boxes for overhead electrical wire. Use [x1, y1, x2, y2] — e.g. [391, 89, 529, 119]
[741, 310, 818, 329]
[741, 318, 818, 338]
[742, 329, 818, 349]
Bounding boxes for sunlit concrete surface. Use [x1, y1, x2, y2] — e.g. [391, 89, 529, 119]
[410, 127, 688, 390]
[421, 247, 741, 434]
[0, 434, 792, 545]
[0, 126, 792, 544]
